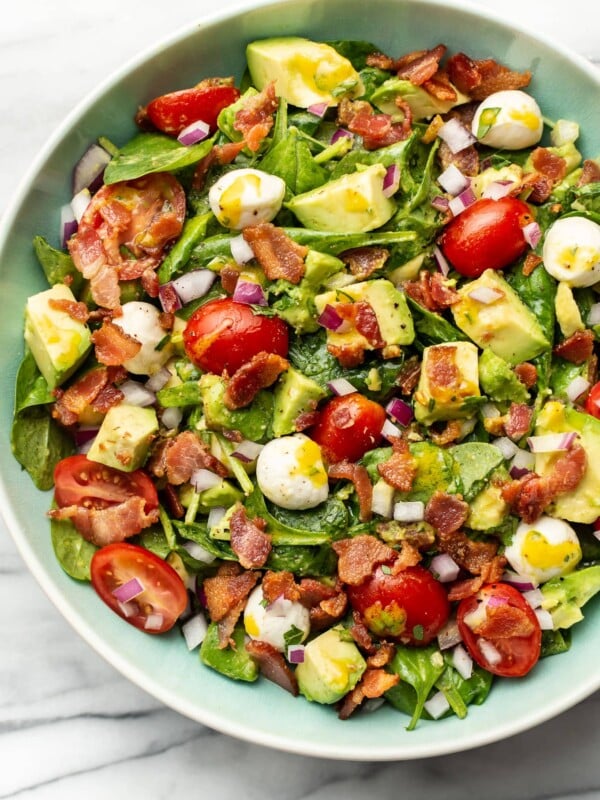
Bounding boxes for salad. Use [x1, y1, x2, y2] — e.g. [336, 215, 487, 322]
[11, 35, 600, 729]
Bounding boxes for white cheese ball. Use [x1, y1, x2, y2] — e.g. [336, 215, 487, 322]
[471, 90, 543, 149]
[208, 168, 286, 230]
[504, 515, 582, 584]
[542, 216, 600, 287]
[112, 301, 172, 375]
[256, 433, 329, 510]
[244, 584, 310, 652]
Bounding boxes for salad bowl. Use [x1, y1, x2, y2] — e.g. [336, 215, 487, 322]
[1, 0, 599, 760]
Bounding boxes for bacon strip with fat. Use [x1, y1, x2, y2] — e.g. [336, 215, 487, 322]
[148, 430, 228, 484]
[49, 496, 159, 547]
[224, 352, 289, 410]
[333, 535, 396, 586]
[229, 504, 272, 569]
[328, 461, 373, 522]
[243, 223, 307, 284]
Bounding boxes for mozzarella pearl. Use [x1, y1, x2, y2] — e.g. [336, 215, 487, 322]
[542, 216, 600, 287]
[256, 434, 329, 510]
[504, 515, 582, 584]
[112, 301, 172, 375]
[244, 585, 310, 652]
[471, 90, 543, 149]
[208, 168, 286, 230]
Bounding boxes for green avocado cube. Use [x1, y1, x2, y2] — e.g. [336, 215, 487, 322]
[272, 367, 327, 437]
[414, 341, 480, 424]
[87, 403, 158, 472]
[296, 627, 366, 704]
[371, 77, 470, 120]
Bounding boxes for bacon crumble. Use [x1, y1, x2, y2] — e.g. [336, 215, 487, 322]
[224, 352, 289, 410]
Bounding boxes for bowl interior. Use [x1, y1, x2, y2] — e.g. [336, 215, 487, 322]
[1, 0, 599, 760]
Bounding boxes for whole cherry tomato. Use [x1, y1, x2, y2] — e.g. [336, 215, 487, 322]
[439, 197, 534, 277]
[308, 393, 386, 463]
[585, 381, 600, 418]
[144, 80, 240, 135]
[183, 297, 289, 375]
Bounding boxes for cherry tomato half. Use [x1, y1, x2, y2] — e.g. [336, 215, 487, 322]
[585, 382, 600, 418]
[183, 297, 289, 375]
[145, 81, 241, 135]
[91, 543, 187, 634]
[308, 393, 386, 464]
[457, 582, 542, 677]
[439, 197, 534, 278]
[54, 455, 159, 513]
[347, 564, 450, 646]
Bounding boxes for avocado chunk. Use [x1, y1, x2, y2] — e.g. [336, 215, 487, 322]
[199, 373, 273, 442]
[467, 480, 509, 530]
[286, 164, 396, 233]
[451, 269, 550, 365]
[414, 342, 480, 424]
[478, 348, 530, 405]
[534, 401, 600, 523]
[471, 164, 523, 199]
[555, 282, 584, 338]
[296, 627, 366, 704]
[540, 565, 600, 629]
[371, 77, 469, 120]
[24, 284, 92, 390]
[87, 403, 158, 472]
[314, 278, 415, 357]
[200, 621, 259, 682]
[246, 37, 364, 109]
[272, 367, 327, 437]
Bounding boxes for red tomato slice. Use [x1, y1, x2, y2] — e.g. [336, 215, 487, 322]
[145, 82, 241, 135]
[183, 297, 289, 375]
[54, 455, 158, 513]
[439, 197, 534, 277]
[91, 543, 187, 634]
[308, 393, 386, 464]
[457, 583, 542, 677]
[347, 564, 450, 646]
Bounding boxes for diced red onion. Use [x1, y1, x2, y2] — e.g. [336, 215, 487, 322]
[510, 449, 535, 478]
[182, 612, 208, 649]
[587, 303, 600, 326]
[535, 608, 555, 630]
[161, 406, 183, 430]
[566, 375, 590, 402]
[467, 286, 504, 304]
[523, 588, 544, 609]
[118, 600, 139, 619]
[120, 380, 156, 407]
[449, 185, 477, 217]
[527, 432, 577, 453]
[502, 570, 537, 591]
[383, 164, 400, 198]
[327, 377, 357, 397]
[287, 644, 306, 664]
[318, 303, 344, 331]
[330, 128, 353, 144]
[510, 464, 531, 479]
[308, 102, 328, 117]
[382, 418, 403, 442]
[172, 269, 216, 305]
[182, 540, 216, 564]
[437, 163, 470, 196]
[482, 180, 515, 201]
[232, 278, 267, 306]
[424, 690, 450, 720]
[481, 402, 501, 419]
[232, 439, 264, 462]
[486, 594, 507, 608]
[71, 188, 91, 222]
[385, 397, 413, 426]
[112, 577, 144, 603]
[452, 644, 473, 680]
[144, 613, 165, 631]
[492, 436, 520, 460]
[477, 637, 502, 666]
[177, 119, 211, 146]
[145, 367, 171, 393]
[74, 426, 100, 447]
[429, 553, 460, 583]
[522, 221, 542, 249]
[431, 195, 450, 212]
[60, 204, 78, 248]
[207, 506, 227, 531]
[393, 500, 424, 523]
[593, 529, 600, 542]
[72, 142, 112, 195]
[230, 234, 255, 265]
[371, 480, 395, 519]
[438, 117, 476, 154]
[437, 618, 462, 650]
[190, 468, 222, 492]
[77, 437, 96, 455]
[433, 245, 450, 276]
[158, 282, 183, 313]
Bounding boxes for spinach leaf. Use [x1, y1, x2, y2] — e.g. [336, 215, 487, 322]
[33, 236, 83, 294]
[103, 133, 215, 183]
[541, 628, 571, 658]
[579, 525, 600, 563]
[136, 526, 173, 559]
[435, 662, 493, 719]
[201, 622, 259, 682]
[11, 406, 74, 490]
[259, 127, 328, 194]
[174, 521, 236, 560]
[407, 297, 468, 347]
[267, 543, 337, 577]
[157, 213, 213, 283]
[385, 645, 446, 730]
[325, 40, 381, 70]
[550, 357, 590, 402]
[14, 351, 54, 414]
[50, 516, 96, 581]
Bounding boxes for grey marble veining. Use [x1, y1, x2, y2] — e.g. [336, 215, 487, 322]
[1, 1, 599, 798]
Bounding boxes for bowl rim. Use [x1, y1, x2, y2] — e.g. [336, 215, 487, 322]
[1, 0, 599, 761]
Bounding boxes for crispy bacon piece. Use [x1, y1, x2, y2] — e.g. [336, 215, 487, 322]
[245, 640, 298, 696]
[553, 329, 595, 365]
[328, 461, 373, 522]
[333, 535, 396, 586]
[349, 610, 375, 652]
[377, 437, 418, 493]
[394, 45, 447, 85]
[192, 141, 246, 191]
[470, 602, 536, 639]
[367, 642, 396, 668]
[148, 430, 228, 484]
[48, 298, 89, 323]
[220, 264, 241, 294]
[423, 70, 457, 102]
[52, 365, 126, 427]
[298, 578, 347, 631]
[162, 484, 184, 519]
[522, 252, 543, 277]
[438, 140, 479, 177]
[426, 344, 459, 389]
[203, 562, 259, 649]
[224, 352, 289, 410]
[338, 668, 399, 720]
[91, 320, 142, 366]
[341, 246, 389, 280]
[390, 541, 422, 574]
[261, 570, 301, 604]
[531, 147, 567, 183]
[437, 527, 499, 575]
[158, 282, 181, 314]
[430, 419, 463, 447]
[403, 270, 460, 312]
[328, 341, 366, 368]
[446, 52, 481, 94]
[242, 222, 307, 284]
[578, 159, 600, 187]
[504, 402, 534, 441]
[49, 496, 158, 547]
[447, 555, 506, 601]
[424, 491, 469, 535]
[452, 56, 531, 100]
[233, 82, 278, 152]
[294, 409, 321, 431]
[229, 504, 272, 569]
[395, 356, 421, 395]
[337, 97, 412, 150]
[521, 172, 553, 204]
[514, 363, 537, 390]
[354, 302, 385, 348]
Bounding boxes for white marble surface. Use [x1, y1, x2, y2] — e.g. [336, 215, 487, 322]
[1, 1, 599, 797]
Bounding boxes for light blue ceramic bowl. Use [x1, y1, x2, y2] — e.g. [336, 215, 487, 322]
[1, 0, 599, 760]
